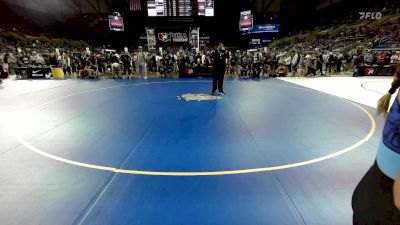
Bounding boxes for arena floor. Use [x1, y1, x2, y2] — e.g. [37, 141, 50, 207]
[0, 76, 394, 225]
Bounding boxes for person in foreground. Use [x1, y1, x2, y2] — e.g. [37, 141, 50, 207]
[352, 65, 400, 224]
[210, 43, 228, 95]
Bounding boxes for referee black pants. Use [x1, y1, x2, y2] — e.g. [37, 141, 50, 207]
[212, 68, 224, 93]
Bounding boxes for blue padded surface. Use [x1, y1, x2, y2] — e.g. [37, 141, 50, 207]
[0, 78, 380, 225]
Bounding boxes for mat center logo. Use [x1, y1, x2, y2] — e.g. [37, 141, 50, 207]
[177, 93, 223, 101]
[158, 33, 188, 43]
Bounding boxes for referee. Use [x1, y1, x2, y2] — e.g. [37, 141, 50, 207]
[210, 43, 228, 95]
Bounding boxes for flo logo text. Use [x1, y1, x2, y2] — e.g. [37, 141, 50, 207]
[359, 12, 382, 20]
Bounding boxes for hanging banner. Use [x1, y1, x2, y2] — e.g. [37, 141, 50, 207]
[109, 15, 124, 32]
[146, 28, 157, 51]
[242, 24, 280, 35]
[155, 28, 190, 47]
[189, 27, 200, 52]
[251, 24, 280, 33]
[261, 37, 273, 44]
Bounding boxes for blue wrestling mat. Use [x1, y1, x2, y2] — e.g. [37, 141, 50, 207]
[0, 78, 383, 225]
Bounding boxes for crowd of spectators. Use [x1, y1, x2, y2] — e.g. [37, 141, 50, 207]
[1, 6, 399, 80]
[259, 11, 400, 77]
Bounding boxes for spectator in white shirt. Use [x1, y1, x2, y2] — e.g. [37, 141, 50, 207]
[136, 46, 147, 79]
[391, 52, 399, 64]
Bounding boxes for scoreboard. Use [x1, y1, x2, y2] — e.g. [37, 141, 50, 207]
[147, 0, 214, 17]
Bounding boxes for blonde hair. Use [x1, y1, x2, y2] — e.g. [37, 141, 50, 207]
[377, 65, 400, 116]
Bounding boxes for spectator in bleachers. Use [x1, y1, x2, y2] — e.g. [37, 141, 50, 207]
[228, 51, 238, 76]
[378, 52, 387, 66]
[61, 53, 71, 76]
[391, 51, 400, 65]
[336, 51, 344, 73]
[327, 52, 335, 75]
[111, 52, 122, 78]
[283, 52, 292, 75]
[291, 51, 300, 76]
[253, 50, 263, 78]
[96, 53, 107, 76]
[239, 51, 249, 78]
[120, 52, 132, 78]
[317, 50, 325, 75]
[305, 54, 317, 77]
[364, 50, 374, 65]
[297, 53, 308, 76]
[136, 46, 147, 79]
[354, 50, 364, 66]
